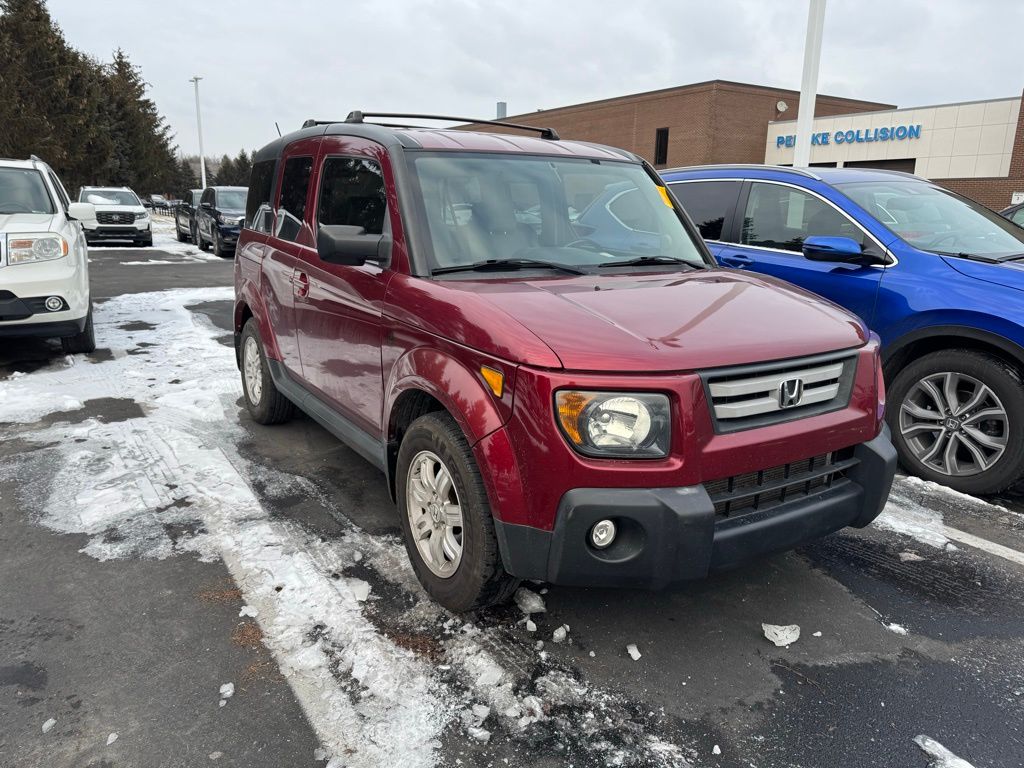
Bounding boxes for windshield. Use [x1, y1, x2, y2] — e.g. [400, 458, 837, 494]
[81, 189, 141, 206]
[0, 168, 55, 214]
[217, 190, 247, 210]
[406, 152, 708, 273]
[838, 180, 1024, 259]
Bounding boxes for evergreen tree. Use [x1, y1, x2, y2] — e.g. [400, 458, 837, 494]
[213, 154, 234, 186]
[0, 1, 185, 195]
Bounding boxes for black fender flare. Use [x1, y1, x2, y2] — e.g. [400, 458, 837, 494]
[883, 325, 1024, 371]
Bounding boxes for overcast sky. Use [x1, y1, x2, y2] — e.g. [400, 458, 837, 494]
[46, 0, 1024, 157]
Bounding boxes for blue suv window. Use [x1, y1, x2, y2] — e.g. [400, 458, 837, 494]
[670, 180, 740, 241]
[742, 182, 865, 253]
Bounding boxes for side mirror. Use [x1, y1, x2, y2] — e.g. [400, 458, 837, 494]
[317, 225, 387, 266]
[802, 235, 873, 264]
[67, 202, 96, 222]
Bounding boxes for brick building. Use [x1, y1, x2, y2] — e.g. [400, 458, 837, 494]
[464, 80, 891, 169]
[466, 79, 1024, 210]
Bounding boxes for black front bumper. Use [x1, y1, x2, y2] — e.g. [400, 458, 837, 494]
[493, 428, 897, 589]
[86, 227, 150, 242]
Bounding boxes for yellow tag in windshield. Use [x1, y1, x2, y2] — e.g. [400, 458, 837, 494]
[657, 186, 674, 208]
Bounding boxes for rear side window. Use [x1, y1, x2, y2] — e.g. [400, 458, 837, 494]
[669, 180, 740, 241]
[317, 157, 386, 234]
[245, 160, 276, 231]
[276, 156, 313, 242]
[741, 182, 865, 253]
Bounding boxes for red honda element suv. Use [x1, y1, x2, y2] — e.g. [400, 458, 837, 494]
[233, 112, 896, 611]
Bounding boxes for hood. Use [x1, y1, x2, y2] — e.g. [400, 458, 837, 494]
[446, 269, 868, 372]
[942, 256, 1024, 293]
[218, 208, 245, 217]
[0, 212, 58, 235]
[90, 203, 146, 214]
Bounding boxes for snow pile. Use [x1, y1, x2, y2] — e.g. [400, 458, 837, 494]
[914, 735, 977, 767]
[762, 623, 800, 648]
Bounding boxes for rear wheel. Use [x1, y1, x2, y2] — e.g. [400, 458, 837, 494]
[396, 412, 518, 611]
[61, 305, 96, 355]
[240, 319, 293, 424]
[888, 349, 1024, 494]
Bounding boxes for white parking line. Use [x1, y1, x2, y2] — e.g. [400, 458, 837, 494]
[940, 524, 1024, 568]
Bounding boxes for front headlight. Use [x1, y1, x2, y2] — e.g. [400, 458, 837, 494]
[7, 233, 69, 264]
[555, 391, 671, 458]
[134, 211, 149, 221]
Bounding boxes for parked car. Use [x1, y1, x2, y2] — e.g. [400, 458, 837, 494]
[233, 114, 895, 611]
[0, 157, 97, 353]
[78, 186, 152, 247]
[149, 193, 169, 210]
[663, 164, 1024, 495]
[999, 202, 1024, 228]
[195, 186, 247, 257]
[175, 188, 202, 243]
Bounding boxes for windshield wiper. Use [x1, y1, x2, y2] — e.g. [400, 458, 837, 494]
[598, 255, 696, 269]
[431, 258, 587, 276]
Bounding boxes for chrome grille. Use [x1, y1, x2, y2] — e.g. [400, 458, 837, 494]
[704, 448, 857, 519]
[703, 351, 857, 433]
[96, 211, 134, 225]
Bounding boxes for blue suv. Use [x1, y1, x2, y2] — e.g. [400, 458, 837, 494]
[662, 165, 1024, 495]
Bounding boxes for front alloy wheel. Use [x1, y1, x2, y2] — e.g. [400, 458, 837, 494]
[888, 349, 1024, 494]
[406, 450, 464, 578]
[243, 335, 263, 406]
[899, 371, 1008, 477]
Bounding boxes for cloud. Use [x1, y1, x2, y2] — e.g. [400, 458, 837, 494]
[45, 0, 1024, 156]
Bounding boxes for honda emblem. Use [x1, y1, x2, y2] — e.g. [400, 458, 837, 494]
[778, 378, 804, 409]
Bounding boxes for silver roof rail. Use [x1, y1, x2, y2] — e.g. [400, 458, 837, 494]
[660, 163, 823, 181]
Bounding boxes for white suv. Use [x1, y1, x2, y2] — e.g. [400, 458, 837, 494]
[1, 157, 97, 353]
[78, 186, 152, 246]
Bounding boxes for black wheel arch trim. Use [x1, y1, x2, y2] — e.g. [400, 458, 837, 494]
[883, 325, 1024, 371]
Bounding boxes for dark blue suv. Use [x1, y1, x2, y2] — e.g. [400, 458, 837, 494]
[663, 165, 1024, 495]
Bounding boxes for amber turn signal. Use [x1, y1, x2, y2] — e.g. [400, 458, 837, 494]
[481, 366, 504, 397]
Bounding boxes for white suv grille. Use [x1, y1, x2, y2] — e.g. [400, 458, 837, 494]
[703, 351, 857, 432]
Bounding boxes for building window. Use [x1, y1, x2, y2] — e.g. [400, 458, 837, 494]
[654, 128, 669, 166]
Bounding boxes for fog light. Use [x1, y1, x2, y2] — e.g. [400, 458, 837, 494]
[45, 296, 63, 312]
[590, 519, 617, 549]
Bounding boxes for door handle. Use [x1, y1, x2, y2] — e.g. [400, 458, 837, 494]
[292, 271, 310, 299]
[718, 253, 752, 268]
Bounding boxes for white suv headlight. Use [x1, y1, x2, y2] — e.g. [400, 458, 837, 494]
[8, 233, 69, 264]
[555, 391, 671, 458]
[134, 211, 149, 221]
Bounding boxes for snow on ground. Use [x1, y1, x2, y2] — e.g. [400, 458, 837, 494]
[0, 287, 694, 768]
[914, 735, 978, 768]
[88, 215, 224, 262]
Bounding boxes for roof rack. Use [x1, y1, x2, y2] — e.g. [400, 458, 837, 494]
[302, 112, 561, 140]
[660, 163, 823, 181]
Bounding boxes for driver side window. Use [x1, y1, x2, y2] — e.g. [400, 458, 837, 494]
[742, 183, 865, 253]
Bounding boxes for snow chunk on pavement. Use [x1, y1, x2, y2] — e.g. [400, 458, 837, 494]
[42, 718, 56, 733]
[525, 619, 537, 633]
[219, 682, 235, 699]
[762, 623, 800, 647]
[899, 551, 926, 562]
[468, 726, 491, 743]
[914, 735, 977, 767]
[106, 733, 118, 746]
[886, 623, 909, 635]
[239, 605, 258, 618]
[552, 624, 569, 643]
[712, 744, 722, 755]
[513, 587, 546, 615]
[626, 643, 642, 661]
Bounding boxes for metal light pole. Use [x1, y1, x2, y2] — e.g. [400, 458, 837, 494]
[794, 0, 826, 167]
[190, 76, 207, 188]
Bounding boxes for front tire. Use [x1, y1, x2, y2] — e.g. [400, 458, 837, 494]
[396, 412, 518, 611]
[198, 226, 210, 251]
[887, 349, 1024, 494]
[176, 224, 188, 242]
[240, 319, 294, 425]
[61, 305, 96, 354]
[213, 229, 228, 258]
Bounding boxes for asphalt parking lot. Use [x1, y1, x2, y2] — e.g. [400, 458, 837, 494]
[2, 220, 1023, 768]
